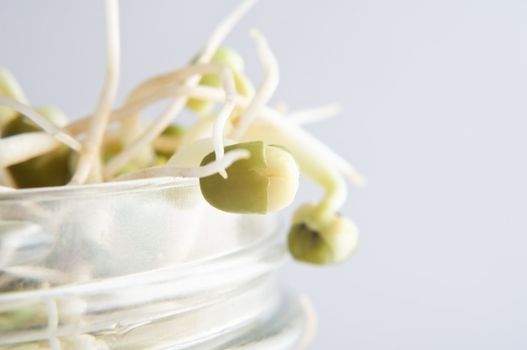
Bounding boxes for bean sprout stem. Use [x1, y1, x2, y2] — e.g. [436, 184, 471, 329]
[65, 65, 228, 135]
[70, 0, 121, 185]
[68, 80, 364, 186]
[115, 149, 249, 181]
[287, 103, 342, 125]
[0, 132, 61, 168]
[212, 67, 237, 178]
[229, 30, 279, 140]
[103, 63, 237, 179]
[102, 0, 257, 178]
[0, 96, 80, 151]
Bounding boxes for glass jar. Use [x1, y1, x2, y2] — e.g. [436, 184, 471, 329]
[0, 178, 311, 349]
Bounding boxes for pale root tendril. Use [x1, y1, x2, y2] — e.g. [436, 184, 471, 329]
[0, 96, 80, 151]
[69, 0, 121, 185]
[115, 149, 249, 181]
[102, 0, 258, 178]
[0, 132, 61, 168]
[287, 103, 342, 125]
[229, 30, 279, 140]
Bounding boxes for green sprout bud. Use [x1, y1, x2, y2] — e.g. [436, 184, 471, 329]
[2, 107, 71, 188]
[0, 305, 42, 332]
[188, 47, 254, 113]
[288, 204, 359, 265]
[155, 154, 168, 166]
[154, 124, 185, 158]
[162, 124, 185, 138]
[199, 141, 299, 214]
[213, 46, 245, 72]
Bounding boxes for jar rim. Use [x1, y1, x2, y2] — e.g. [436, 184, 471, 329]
[0, 217, 283, 304]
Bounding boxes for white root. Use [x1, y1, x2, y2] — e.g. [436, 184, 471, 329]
[65, 85, 226, 136]
[104, 64, 237, 178]
[196, 0, 258, 65]
[119, 112, 151, 170]
[229, 30, 279, 140]
[65, 68, 218, 135]
[0, 96, 80, 151]
[168, 138, 227, 167]
[177, 88, 364, 186]
[153, 85, 365, 186]
[212, 67, 237, 178]
[65, 75, 280, 137]
[127, 63, 238, 175]
[123, 63, 229, 106]
[249, 112, 366, 187]
[0, 132, 61, 168]
[66, 87, 195, 136]
[288, 103, 342, 125]
[115, 149, 249, 181]
[68, 82, 363, 186]
[69, 0, 120, 185]
[102, 0, 257, 178]
[115, 56, 206, 167]
[189, 91, 365, 186]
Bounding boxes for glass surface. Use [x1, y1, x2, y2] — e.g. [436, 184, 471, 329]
[0, 178, 309, 349]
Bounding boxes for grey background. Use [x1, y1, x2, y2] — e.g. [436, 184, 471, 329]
[2, 0, 527, 349]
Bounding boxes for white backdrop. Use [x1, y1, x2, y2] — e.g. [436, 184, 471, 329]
[2, 1, 527, 349]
